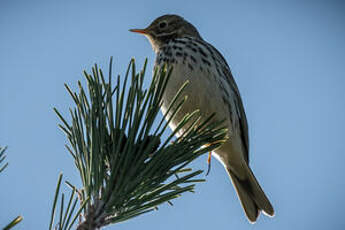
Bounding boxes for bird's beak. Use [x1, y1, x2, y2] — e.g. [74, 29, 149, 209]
[129, 28, 148, 35]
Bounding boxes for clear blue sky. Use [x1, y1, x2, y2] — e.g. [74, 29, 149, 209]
[1, 0, 345, 229]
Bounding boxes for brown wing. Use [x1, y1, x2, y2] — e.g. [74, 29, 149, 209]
[204, 41, 250, 163]
[224, 67, 250, 164]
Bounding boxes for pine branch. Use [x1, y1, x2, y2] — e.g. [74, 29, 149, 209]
[50, 57, 227, 230]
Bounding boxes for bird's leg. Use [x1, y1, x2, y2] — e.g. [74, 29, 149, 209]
[206, 151, 212, 176]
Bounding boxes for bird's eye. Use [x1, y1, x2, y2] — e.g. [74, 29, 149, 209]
[159, 21, 167, 29]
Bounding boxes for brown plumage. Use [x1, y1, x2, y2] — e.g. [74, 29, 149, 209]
[130, 14, 274, 223]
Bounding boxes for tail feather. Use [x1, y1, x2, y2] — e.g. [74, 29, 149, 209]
[227, 165, 274, 223]
[228, 172, 259, 223]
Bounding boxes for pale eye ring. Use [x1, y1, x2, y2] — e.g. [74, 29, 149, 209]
[159, 21, 167, 29]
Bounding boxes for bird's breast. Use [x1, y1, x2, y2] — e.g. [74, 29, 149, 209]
[153, 37, 249, 174]
[155, 39, 232, 135]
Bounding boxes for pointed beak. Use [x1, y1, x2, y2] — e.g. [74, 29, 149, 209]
[129, 28, 148, 35]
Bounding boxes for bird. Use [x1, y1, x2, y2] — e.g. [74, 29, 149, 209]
[130, 14, 274, 223]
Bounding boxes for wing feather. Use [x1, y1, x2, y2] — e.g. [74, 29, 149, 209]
[202, 40, 250, 163]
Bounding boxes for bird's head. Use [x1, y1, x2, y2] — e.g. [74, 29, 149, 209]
[130, 14, 202, 52]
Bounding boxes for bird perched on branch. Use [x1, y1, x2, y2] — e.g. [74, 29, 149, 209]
[130, 14, 274, 223]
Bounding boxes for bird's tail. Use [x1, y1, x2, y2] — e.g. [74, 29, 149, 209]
[227, 164, 274, 223]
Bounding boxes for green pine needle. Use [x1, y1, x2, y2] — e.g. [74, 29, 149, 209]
[51, 57, 227, 229]
[3, 216, 23, 230]
[1, 146, 23, 230]
[0, 146, 9, 173]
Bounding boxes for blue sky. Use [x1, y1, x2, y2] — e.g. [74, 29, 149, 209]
[1, 0, 345, 229]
